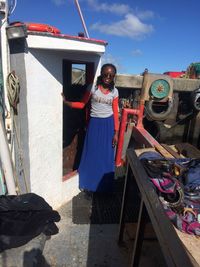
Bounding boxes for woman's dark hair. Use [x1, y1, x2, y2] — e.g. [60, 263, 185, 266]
[96, 63, 117, 91]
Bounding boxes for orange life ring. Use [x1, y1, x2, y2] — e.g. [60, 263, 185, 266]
[10, 22, 61, 34]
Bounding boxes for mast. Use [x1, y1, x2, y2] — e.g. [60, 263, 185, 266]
[74, 0, 89, 38]
[0, 0, 17, 194]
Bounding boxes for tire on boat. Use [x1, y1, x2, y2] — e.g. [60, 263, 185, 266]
[145, 98, 174, 121]
[191, 87, 200, 111]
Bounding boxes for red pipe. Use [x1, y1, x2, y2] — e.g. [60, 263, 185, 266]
[115, 103, 144, 166]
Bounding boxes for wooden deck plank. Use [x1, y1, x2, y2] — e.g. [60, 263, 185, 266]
[175, 229, 200, 267]
[161, 143, 182, 158]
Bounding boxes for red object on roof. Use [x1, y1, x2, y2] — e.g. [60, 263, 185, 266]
[163, 71, 185, 78]
[10, 21, 107, 45]
[11, 22, 61, 34]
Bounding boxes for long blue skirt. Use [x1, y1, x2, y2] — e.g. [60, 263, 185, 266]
[78, 115, 115, 192]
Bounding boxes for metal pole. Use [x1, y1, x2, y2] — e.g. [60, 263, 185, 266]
[0, 113, 16, 194]
[0, 0, 17, 194]
[74, 0, 89, 38]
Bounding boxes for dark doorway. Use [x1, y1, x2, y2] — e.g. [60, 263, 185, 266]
[62, 60, 94, 178]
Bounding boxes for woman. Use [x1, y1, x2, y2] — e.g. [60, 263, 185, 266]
[62, 63, 119, 193]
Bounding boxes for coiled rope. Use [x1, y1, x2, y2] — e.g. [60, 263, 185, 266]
[7, 71, 20, 113]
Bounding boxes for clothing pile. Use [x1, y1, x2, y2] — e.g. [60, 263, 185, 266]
[139, 152, 200, 235]
[0, 193, 60, 252]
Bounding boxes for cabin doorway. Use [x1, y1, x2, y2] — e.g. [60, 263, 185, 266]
[62, 60, 94, 179]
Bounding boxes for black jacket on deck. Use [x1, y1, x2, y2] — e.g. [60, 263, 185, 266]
[0, 193, 60, 251]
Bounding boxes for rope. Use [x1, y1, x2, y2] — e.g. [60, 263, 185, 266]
[7, 71, 20, 113]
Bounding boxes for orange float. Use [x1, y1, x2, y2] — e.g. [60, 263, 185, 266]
[10, 22, 61, 34]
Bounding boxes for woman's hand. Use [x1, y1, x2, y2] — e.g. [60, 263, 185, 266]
[61, 92, 66, 101]
[61, 93, 71, 107]
[112, 131, 118, 147]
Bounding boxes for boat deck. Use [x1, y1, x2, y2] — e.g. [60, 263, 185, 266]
[2, 143, 200, 266]
[0, 177, 166, 267]
[42, 179, 166, 267]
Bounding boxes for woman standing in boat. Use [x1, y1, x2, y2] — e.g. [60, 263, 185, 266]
[62, 64, 119, 193]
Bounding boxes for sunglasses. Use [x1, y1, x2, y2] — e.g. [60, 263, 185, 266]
[102, 73, 115, 79]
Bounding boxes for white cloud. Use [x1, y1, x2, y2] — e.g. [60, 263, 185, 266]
[91, 14, 154, 39]
[132, 49, 143, 56]
[137, 10, 154, 20]
[51, 0, 65, 6]
[87, 0, 131, 15]
[86, 0, 155, 20]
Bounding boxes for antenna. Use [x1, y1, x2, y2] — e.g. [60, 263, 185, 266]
[74, 0, 89, 38]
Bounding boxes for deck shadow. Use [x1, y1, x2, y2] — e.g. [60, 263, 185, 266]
[72, 177, 142, 224]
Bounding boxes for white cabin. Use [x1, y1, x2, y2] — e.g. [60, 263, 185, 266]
[7, 25, 107, 208]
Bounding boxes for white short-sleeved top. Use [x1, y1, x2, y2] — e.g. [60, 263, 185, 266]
[89, 85, 119, 118]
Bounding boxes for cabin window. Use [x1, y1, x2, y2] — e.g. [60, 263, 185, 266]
[71, 64, 86, 85]
[62, 60, 94, 179]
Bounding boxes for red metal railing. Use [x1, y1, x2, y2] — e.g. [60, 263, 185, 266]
[115, 101, 160, 166]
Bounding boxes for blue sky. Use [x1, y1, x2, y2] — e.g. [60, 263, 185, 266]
[9, 0, 200, 75]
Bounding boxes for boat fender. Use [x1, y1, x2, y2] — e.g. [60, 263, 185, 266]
[10, 22, 61, 34]
[191, 87, 200, 111]
[145, 98, 173, 121]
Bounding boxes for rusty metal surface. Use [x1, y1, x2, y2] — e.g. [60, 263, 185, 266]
[63, 135, 78, 175]
[63, 104, 86, 176]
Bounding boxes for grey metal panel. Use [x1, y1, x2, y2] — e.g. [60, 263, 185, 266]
[115, 74, 200, 92]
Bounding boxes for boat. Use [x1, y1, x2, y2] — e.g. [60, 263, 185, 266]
[1, 0, 200, 266]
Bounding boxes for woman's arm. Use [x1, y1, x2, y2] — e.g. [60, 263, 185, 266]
[62, 90, 91, 109]
[112, 96, 119, 146]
